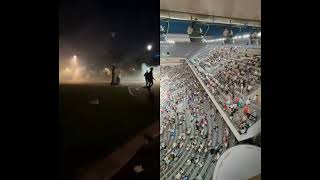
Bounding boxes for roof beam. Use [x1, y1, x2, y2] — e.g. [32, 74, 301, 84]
[160, 10, 261, 27]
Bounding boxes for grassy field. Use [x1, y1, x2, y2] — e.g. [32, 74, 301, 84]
[59, 82, 159, 179]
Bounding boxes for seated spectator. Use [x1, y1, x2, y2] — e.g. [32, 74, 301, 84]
[175, 172, 181, 179]
[196, 173, 203, 180]
[183, 175, 189, 180]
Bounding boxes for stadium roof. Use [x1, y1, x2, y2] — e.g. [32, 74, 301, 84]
[161, 0, 260, 26]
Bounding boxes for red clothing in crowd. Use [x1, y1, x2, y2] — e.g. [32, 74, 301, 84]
[234, 97, 239, 104]
[243, 105, 250, 114]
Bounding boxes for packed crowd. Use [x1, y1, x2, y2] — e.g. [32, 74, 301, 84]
[160, 62, 234, 180]
[190, 46, 261, 134]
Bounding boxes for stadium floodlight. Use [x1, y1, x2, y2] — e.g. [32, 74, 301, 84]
[166, 40, 175, 44]
[147, 44, 152, 51]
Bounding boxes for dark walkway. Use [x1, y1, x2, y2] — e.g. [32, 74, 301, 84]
[76, 121, 159, 180]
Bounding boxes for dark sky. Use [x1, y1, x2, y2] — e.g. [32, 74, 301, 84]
[59, 0, 159, 68]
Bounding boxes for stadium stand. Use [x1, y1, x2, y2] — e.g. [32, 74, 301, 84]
[160, 60, 235, 180]
[160, 1, 261, 178]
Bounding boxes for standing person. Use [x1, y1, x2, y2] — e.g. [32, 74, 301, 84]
[147, 67, 155, 87]
[246, 98, 251, 106]
[238, 97, 243, 108]
[253, 94, 258, 103]
[144, 70, 149, 86]
[240, 84, 244, 94]
[247, 84, 252, 92]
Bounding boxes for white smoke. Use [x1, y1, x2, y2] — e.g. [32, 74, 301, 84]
[59, 60, 159, 84]
[120, 63, 160, 82]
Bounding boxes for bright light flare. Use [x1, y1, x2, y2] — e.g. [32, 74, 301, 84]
[71, 55, 78, 66]
[147, 45, 152, 51]
[257, 32, 261, 37]
[102, 67, 111, 76]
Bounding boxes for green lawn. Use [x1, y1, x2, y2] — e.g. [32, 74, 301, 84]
[59, 83, 159, 178]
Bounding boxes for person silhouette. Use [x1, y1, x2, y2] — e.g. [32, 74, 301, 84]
[145, 68, 155, 93]
[147, 68, 155, 87]
[144, 70, 149, 86]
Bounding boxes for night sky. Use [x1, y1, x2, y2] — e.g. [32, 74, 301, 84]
[59, 0, 159, 69]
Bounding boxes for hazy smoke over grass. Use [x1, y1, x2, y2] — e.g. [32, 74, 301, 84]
[59, 62, 159, 84]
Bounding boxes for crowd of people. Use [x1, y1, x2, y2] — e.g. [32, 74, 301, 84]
[190, 46, 261, 134]
[160, 62, 234, 180]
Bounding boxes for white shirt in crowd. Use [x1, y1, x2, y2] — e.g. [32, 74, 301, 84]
[196, 174, 203, 180]
[246, 99, 250, 105]
[175, 173, 181, 179]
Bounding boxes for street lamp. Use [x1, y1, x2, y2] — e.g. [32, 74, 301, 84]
[147, 44, 152, 51]
[72, 55, 78, 65]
